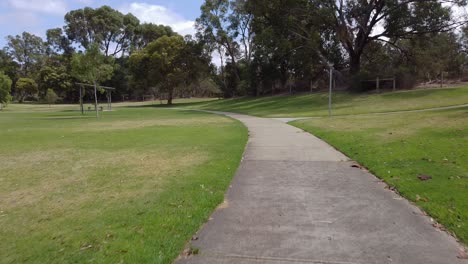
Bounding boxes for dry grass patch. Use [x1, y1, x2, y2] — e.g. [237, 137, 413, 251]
[0, 149, 208, 211]
[74, 117, 232, 132]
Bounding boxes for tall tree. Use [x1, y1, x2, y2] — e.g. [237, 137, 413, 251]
[302, 0, 466, 75]
[64, 6, 140, 56]
[132, 23, 175, 51]
[71, 44, 114, 117]
[46, 28, 74, 57]
[197, 0, 241, 81]
[0, 71, 12, 109]
[129, 35, 203, 105]
[6, 32, 46, 77]
[0, 49, 19, 84]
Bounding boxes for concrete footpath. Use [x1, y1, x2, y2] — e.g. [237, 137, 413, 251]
[176, 112, 466, 264]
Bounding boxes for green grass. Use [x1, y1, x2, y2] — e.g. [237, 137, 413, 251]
[182, 87, 468, 117]
[291, 108, 468, 244]
[0, 103, 247, 263]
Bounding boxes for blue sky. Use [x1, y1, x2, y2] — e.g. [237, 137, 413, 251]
[0, 0, 204, 47]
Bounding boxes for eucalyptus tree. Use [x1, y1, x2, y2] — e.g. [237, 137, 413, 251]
[197, 0, 240, 69]
[64, 5, 140, 56]
[0, 49, 19, 85]
[6, 32, 46, 77]
[0, 72, 12, 109]
[132, 23, 175, 51]
[129, 35, 188, 105]
[302, 0, 467, 75]
[197, 0, 255, 96]
[46, 28, 74, 57]
[129, 35, 209, 104]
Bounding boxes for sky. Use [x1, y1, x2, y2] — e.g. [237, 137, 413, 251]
[0, 0, 205, 47]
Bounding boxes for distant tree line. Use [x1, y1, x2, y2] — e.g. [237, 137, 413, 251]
[1, 1, 468, 107]
[0, 5, 217, 106]
[197, 0, 468, 96]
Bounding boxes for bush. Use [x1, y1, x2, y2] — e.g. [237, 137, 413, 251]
[45, 88, 60, 106]
[349, 71, 372, 92]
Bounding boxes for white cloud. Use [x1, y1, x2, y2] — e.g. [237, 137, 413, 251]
[7, 0, 67, 15]
[119, 2, 196, 36]
[74, 0, 93, 4]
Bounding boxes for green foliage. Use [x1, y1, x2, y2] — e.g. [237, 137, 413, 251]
[6, 32, 45, 78]
[16, 78, 38, 103]
[195, 0, 467, 93]
[0, 71, 12, 106]
[132, 23, 175, 51]
[64, 6, 140, 56]
[39, 64, 73, 96]
[0, 49, 19, 83]
[46, 28, 73, 56]
[45, 88, 59, 105]
[71, 44, 114, 84]
[129, 35, 208, 104]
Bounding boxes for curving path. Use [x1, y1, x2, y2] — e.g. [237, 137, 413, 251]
[176, 111, 466, 264]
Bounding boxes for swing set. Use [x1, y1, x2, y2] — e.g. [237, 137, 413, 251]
[76, 83, 116, 117]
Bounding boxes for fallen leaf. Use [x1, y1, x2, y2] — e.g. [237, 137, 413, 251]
[432, 223, 446, 231]
[80, 244, 92, 251]
[416, 194, 429, 202]
[418, 175, 432, 181]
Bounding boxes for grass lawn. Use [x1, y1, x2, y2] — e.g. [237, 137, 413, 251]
[291, 107, 468, 244]
[0, 104, 247, 263]
[182, 87, 468, 117]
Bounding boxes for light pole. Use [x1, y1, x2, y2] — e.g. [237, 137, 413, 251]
[328, 66, 333, 117]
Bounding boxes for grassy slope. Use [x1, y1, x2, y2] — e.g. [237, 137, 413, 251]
[292, 108, 468, 244]
[0, 104, 247, 263]
[183, 87, 468, 117]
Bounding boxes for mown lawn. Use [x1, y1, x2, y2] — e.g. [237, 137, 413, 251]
[291, 108, 468, 244]
[0, 104, 247, 263]
[183, 87, 468, 117]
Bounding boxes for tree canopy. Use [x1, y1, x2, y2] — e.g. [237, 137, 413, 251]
[0, 71, 12, 108]
[0, 2, 467, 103]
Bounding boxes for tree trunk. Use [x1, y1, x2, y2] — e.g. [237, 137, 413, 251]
[167, 88, 173, 105]
[349, 54, 361, 76]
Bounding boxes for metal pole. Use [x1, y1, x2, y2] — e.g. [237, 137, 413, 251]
[328, 67, 333, 117]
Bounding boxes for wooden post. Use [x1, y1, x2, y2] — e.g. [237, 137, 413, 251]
[93, 81, 99, 118]
[376, 77, 380, 93]
[79, 85, 84, 115]
[106, 90, 110, 111]
[393, 77, 396, 92]
[440, 71, 443, 88]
